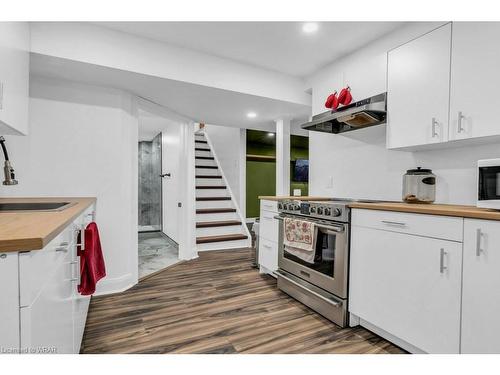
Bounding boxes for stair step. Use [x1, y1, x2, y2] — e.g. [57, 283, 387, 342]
[195, 165, 218, 169]
[195, 140, 208, 144]
[196, 220, 242, 228]
[196, 186, 227, 189]
[196, 175, 222, 179]
[196, 233, 248, 244]
[196, 208, 236, 214]
[195, 147, 211, 151]
[195, 156, 215, 160]
[196, 197, 232, 201]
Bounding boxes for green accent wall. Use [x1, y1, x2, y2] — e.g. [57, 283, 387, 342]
[245, 130, 309, 219]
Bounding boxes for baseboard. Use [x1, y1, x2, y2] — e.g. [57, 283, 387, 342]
[357, 316, 425, 354]
[93, 273, 137, 296]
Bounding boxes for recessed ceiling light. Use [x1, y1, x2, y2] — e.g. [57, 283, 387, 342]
[267, 132, 275, 137]
[247, 112, 257, 118]
[302, 22, 319, 34]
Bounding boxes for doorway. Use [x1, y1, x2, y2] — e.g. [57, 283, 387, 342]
[138, 132, 162, 232]
[137, 110, 181, 279]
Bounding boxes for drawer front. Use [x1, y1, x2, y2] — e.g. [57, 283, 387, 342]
[19, 225, 76, 307]
[260, 200, 278, 213]
[259, 210, 279, 243]
[352, 209, 463, 242]
[259, 237, 278, 272]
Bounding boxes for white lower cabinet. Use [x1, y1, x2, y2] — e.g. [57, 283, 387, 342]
[20, 251, 74, 354]
[461, 219, 500, 353]
[0, 252, 20, 352]
[258, 200, 279, 274]
[350, 209, 463, 353]
[0, 204, 94, 354]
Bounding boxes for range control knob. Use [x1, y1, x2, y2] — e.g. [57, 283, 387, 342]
[278, 202, 283, 210]
[293, 204, 300, 211]
[317, 207, 324, 215]
[310, 206, 316, 213]
[324, 208, 331, 216]
[332, 208, 342, 217]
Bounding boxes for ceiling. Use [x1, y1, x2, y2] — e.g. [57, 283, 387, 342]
[31, 53, 311, 130]
[96, 22, 406, 78]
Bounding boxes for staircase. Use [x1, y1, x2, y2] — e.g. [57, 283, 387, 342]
[195, 131, 251, 251]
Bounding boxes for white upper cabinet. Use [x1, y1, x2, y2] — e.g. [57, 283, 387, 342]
[449, 23, 500, 141]
[0, 22, 30, 135]
[461, 219, 500, 353]
[387, 23, 452, 149]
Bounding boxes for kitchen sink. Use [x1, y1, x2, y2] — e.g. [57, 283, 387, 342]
[0, 202, 75, 212]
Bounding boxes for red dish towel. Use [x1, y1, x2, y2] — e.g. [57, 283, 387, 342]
[78, 222, 106, 295]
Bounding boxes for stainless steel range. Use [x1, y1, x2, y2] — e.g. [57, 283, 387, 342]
[275, 199, 353, 327]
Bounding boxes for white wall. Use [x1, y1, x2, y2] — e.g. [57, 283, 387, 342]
[204, 124, 246, 210]
[0, 76, 139, 294]
[30, 22, 311, 107]
[307, 22, 500, 205]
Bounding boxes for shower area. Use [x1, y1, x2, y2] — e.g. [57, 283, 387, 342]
[137, 131, 179, 279]
[138, 133, 162, 232]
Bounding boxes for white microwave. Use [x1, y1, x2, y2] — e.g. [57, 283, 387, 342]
[478, 159, 500, 209]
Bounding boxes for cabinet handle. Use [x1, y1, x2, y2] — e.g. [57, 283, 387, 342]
[457, 111, 465, 133]
[381, 220, 406, 227]
[0, 254, 7, 259]
[76, 226, 85, 251]
[263, 244, 272, 249]
[431, 118, 439, 138]
[60, 241, 69, 246]
[440, 248, 448, 273]
[476, 228, 484, 257]
[55, 246, 68, 252]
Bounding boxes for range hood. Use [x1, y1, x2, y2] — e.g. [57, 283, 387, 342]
[302, 93, 387, 134]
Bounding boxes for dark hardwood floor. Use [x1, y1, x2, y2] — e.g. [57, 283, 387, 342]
[81, 249, 405, 354]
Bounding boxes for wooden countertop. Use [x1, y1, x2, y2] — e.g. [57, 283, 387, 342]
[0, 197, 96, 253]
[349, 201, 500, 221]
[259, 196, 332, 201]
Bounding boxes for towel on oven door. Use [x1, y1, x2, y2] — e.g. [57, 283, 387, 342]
[283, 217, 317, 264]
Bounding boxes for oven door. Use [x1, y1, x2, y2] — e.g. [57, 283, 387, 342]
[276, 215, 349, 298]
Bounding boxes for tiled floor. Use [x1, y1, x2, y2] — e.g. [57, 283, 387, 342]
[138, 232, 179, 279]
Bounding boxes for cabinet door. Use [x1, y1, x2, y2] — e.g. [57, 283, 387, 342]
[449, 23, 500, 141]
[462, 219, 500, 353]
[387, 23, 451, 149]
[0, 22, 30, 135]
[349, 226, 462, 353]
[20, 255, 75, 354]
[0, 252, 20, 351]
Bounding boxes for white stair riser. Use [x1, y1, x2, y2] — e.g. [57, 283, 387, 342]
[195, 159, 217, 167]
[194, 168, 220, 176]
[196, 178, 224, 186]
[196, 200, 233, 209]
[196, 225, 244, 237]
[196, 212, 239, 221]
[197, 238, 250, 252]
[195, 150, 212, 157]
[196, 189, 229, 197]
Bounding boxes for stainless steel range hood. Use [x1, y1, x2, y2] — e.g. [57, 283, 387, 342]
[302, 93, 387, 134]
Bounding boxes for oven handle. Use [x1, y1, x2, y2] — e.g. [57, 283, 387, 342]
[273, 215, 345, 233]
[277, 271, 342, 307]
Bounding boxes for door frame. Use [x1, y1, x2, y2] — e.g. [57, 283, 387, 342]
[136, 97, 197, 261]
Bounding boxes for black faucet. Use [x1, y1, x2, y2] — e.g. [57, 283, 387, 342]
[0, 136, 18, 185]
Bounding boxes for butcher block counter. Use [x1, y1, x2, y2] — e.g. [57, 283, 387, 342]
[349, 201, 500, 221]
[0, 197, 96, 252]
